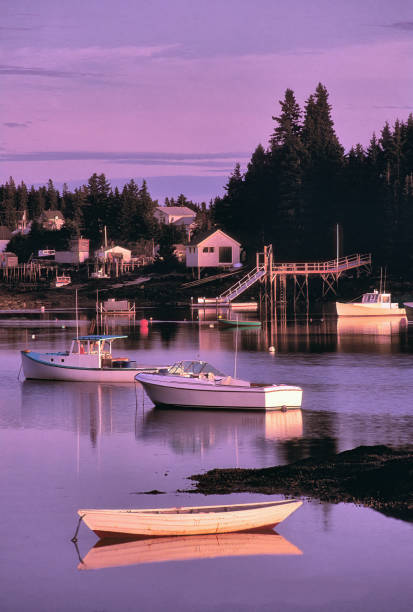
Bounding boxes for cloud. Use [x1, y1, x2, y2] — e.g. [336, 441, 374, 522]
[372, 105, 413, 110]
[3, 122, 29, 128]
[0, 26, 39, 31]
[0, 64, 99, 79]
[0, 150, 249, 163]
[386, 22, 413, 32]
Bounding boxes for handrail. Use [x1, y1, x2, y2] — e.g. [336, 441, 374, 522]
[218, 265, 265, 299]
[271, 253, 371, 274]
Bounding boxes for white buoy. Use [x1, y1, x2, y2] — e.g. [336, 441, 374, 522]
[31, 334, 36, 339]
[269, 346, 276, 352]
[209, 324, 214, 328]
[61, 325, 66, 329]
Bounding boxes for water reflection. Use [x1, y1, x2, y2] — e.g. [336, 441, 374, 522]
[77, 531, 302, 570]
[139, 408, 303, 456]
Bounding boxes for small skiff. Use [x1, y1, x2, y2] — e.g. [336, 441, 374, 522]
[136, 360, 303, 410]
[218, 318, 261, 328]
[78, 499, 302, 538]
[21, 334, 166, 382]
[78, 531, 302, 569]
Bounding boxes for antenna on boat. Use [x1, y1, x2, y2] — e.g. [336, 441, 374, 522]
[233, 316, 239, 379]
[379, 268, 383, 294]
[75, 289, 79, 340]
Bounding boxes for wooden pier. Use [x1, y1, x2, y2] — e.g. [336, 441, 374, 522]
[215, 245, 372, 318]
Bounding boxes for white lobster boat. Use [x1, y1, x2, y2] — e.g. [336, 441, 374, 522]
[136, 360, 303, 410]
[336, 290, 406, 317]
[78, 499, 302, 538]
[21, 334, 164, 382]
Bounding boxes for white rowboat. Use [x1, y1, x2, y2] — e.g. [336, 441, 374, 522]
[136, 360, 302, 410]
[78, 499, 302, 538]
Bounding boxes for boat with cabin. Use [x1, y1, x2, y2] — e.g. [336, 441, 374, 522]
[336, 290, 406, 317]
[54, 275, 71, 288]
[77, 499, 302, 538]
[136, 360, 302, 410]
[20, 334, 165, 382]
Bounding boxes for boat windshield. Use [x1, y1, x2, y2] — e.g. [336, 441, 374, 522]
[167, 361, 225, 377]
[362, 293, 379, 303]
[361, 293, 391, 304]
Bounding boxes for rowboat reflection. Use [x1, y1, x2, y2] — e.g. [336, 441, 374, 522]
[77, 530, 302, 570]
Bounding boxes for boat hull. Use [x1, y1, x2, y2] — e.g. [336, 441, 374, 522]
[136, 373, 302, 410]
[336, 302, 406, 316]
[218, 319, 261, 327]
[78, 500, 302, 538]
[21, 351, 161, 383]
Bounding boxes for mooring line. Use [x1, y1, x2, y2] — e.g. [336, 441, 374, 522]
[71, 514, 85, 543]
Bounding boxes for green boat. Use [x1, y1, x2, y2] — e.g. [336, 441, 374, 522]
[218, 318, 261, 328]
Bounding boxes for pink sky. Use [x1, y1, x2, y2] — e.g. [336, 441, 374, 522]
[2, 0, 413, 202]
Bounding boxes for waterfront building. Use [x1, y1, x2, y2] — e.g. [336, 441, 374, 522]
[186, 229, 241, 271]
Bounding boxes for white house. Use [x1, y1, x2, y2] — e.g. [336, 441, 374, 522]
[95, 245, 132, 263]
[154, 206, 196, 226]
[186, 229, 241, 270]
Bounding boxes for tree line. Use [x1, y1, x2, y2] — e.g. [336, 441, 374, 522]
[211, 83, 413, 272]
[0, 174, 211, 261]
[2, 82, 413, 272]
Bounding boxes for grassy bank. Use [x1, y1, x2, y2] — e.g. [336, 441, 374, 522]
[188, 445, 413, 522]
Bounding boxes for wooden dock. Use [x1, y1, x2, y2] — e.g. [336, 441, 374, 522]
[214, 246, 372, 317]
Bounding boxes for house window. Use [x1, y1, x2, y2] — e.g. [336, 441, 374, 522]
[203, 246, 214, 253]
[203, 247, 208, 253]
[219, 246, 232, 263]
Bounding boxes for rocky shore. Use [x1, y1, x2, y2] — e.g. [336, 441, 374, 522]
[188, 445, 413, 522]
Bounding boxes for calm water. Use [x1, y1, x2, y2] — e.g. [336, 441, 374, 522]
[0, 311, 412, 611]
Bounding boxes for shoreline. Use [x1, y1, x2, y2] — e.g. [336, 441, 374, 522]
[187, 445, 413, 522]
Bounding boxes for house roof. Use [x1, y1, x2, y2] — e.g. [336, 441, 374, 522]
[188, 229, 241, 247]
[172, 216, 195, 227]
[156, 206, 196, 217]
[41, 210, 64, 220]
[0, 226, 12, 240]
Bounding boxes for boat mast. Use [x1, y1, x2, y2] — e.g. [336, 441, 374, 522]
[233, 317, 239, 378]
[75, 289, 79, 340]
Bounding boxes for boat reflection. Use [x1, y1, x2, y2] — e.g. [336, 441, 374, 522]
[337, 315, 407, 337]
[77, 531, 302, 570]
[139, 408, 303, 454]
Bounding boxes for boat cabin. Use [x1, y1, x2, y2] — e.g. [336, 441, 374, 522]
[361, 291, 391, 304]
[59, 335, 135, 369]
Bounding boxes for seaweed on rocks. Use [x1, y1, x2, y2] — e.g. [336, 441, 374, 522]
[188, 445, 413, 522]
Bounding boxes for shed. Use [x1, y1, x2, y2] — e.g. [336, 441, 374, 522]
[186, 229, 241, 270]
[0, 252, 18, 267]
[95, 245, 132, 263]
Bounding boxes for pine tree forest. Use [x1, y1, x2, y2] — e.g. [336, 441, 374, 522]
[2, 83, 413, 273]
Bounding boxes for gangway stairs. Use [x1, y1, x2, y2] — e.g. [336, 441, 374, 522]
[217, 265, 266, 304]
